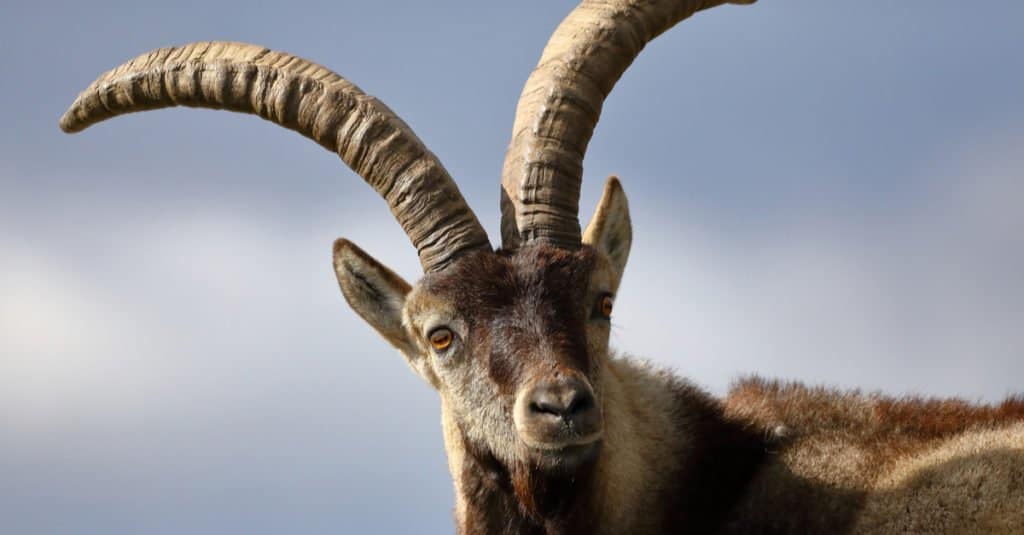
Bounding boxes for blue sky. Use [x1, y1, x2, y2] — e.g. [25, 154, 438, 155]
[2, 1, 1023, 533]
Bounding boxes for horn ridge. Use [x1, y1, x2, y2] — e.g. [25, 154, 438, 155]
[61, 41, 490, 273]
[500, 0, 755, 250]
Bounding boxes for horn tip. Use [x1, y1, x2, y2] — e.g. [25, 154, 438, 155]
[58, 114, 75, 133]
[59, 105, 86, 134]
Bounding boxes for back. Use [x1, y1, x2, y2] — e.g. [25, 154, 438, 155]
[722, 378, 1024, 533]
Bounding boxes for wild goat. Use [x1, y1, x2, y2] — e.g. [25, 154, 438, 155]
[61, 0, 1023, 533]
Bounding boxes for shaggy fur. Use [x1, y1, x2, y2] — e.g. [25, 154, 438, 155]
[61, 1, 1019, 530]
[443, 355, 1024, 534]
[333, 181, 1024, 534]
[723, 378, 1024, 533]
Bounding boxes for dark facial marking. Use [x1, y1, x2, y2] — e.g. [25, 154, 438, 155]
[458, 421, 599, 534]
[422, 245, 599, 395]
[422, 246, 606, 531]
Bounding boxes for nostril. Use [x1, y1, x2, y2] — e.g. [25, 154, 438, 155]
[566, 391, 594, 415]
[529, 400, 562, 417]
[527, 383, 595, 422]
[518, 378, 601, 441]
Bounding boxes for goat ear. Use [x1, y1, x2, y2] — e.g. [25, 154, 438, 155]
[332, 238, 417, 358]
[583, 176, 632, 288]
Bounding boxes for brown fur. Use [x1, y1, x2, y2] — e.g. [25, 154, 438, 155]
[448, 360, 1024, 534]
[332, 185, 1023, 533]
[721, 378, 1024, 533]
[444, 353, 771, 534]
[61, 0, 1021, 529]
[62, 1, 1020, 528]
[422, 245, 598, 391]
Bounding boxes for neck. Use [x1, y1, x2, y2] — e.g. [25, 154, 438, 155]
[443, 356, 769, 534]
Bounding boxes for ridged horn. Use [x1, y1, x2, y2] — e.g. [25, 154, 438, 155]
[500, 0, 756, 250]
[61, 41, 491, 273]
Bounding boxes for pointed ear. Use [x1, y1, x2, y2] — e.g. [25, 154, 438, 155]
[583, 176, 632, 289]
[332, 238, 417, 357]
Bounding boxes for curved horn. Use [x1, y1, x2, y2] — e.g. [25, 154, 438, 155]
[500, 0, 755, 250]
[61, 41, 490, 273]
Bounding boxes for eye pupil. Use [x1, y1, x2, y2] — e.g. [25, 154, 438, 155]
[430, 328, 453, 350]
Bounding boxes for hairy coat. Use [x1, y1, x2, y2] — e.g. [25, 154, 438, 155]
[388, 226, 1024, 534]
[440, 321, 1024, 534]
[60, 0, 1024, 532]
[725, 380, 1024, 533]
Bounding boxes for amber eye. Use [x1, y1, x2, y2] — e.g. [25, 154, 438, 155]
[598, 295, 614, 319]
[429, 328, 454, 351]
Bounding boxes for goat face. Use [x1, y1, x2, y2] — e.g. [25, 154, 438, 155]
[333, 177, 632, 473]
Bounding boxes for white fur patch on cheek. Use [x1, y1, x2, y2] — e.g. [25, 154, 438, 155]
[444, 365, 522, 465]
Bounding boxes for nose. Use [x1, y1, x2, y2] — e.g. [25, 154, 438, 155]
[527, 376, 596, 429]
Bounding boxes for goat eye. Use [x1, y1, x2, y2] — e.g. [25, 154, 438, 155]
[429, 328, 454, 351]
[597, 295, 614, 319]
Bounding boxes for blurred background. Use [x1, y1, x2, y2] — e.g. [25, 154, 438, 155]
[2, 0, 1022, 532]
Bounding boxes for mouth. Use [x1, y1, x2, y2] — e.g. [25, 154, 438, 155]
[524, 435, 603, 469]
[521, 430, 603, 451]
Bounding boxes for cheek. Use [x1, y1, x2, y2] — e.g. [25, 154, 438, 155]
[433, 350, 496, 404]
[439, 345, 513, 405]
[585, 323, 612, 363]
[588, 320, 611, 341]
[430, 352, 462, 389]
[441, 362, 522, 452]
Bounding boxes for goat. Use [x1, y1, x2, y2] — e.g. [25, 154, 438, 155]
[60, 0, 1023, 533]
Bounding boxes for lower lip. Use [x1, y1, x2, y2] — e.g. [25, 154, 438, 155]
[525, 434, 602, 450]
[534, 440, 601, 462]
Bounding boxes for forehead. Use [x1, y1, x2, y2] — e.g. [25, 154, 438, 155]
[417, 245, 599, 317]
